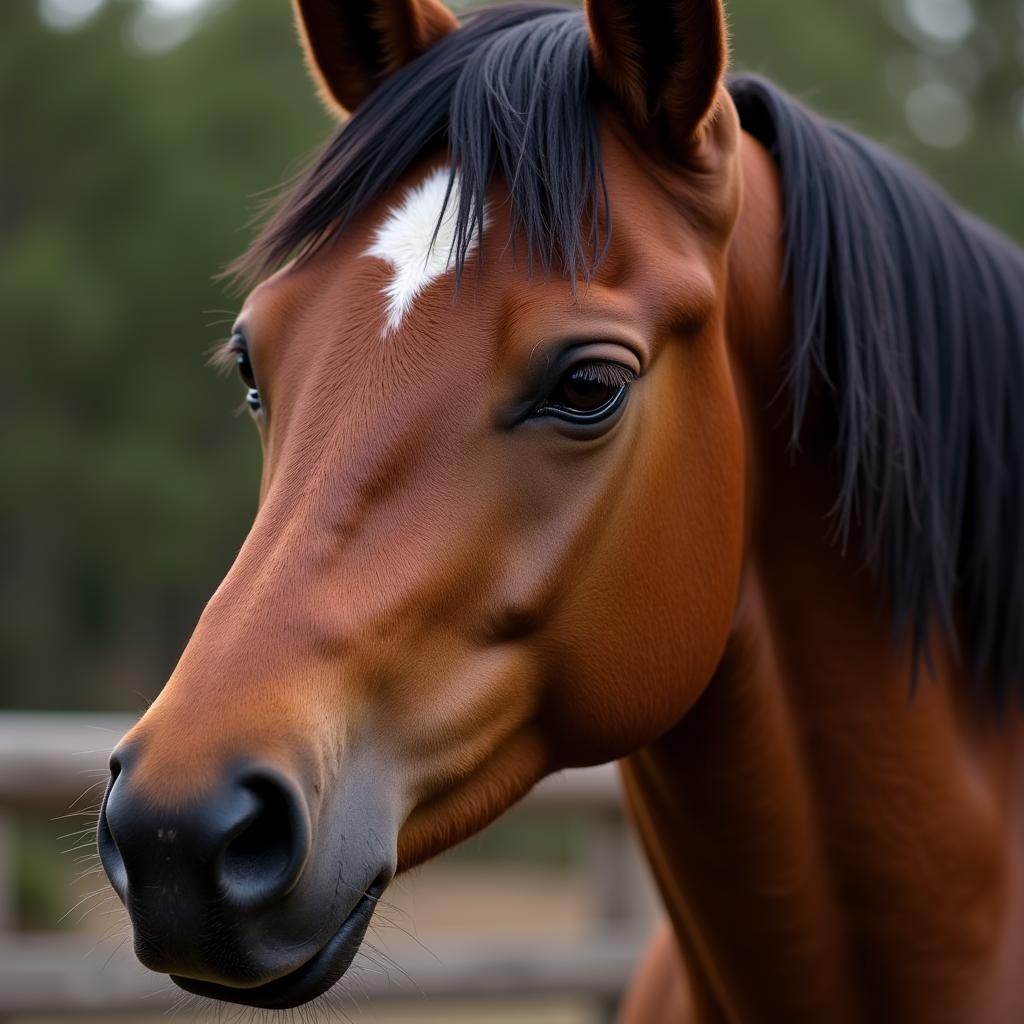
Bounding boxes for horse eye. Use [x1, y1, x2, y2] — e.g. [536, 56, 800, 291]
[229, 338, 261, 412]
[235, 350, 256, 390]
[537, 361, 635, 424]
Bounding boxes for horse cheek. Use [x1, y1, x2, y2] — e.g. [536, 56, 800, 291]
[538, 336, 746, 766]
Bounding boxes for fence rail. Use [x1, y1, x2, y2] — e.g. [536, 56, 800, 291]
[0, 714, 655, 1020]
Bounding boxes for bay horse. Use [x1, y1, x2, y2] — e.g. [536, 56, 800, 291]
[97, 0, 1024, 1019]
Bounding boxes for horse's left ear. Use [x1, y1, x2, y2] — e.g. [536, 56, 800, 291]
[584, 0, 727, 148]
[293, 0, 459, 117]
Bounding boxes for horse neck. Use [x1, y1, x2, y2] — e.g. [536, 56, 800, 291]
[620, 131, 1024, 1022]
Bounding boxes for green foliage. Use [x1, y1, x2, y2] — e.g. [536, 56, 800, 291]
[13, 819, 72, 929]
[1, 0, 329, 708]
[728, 0, 1024, 239]
[1, 0, 1021, 711]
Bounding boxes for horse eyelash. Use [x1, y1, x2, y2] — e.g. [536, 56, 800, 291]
[207, 338, 242, 375]
[569, 362, 637, 387]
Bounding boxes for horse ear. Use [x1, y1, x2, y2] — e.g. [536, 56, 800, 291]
[292, 0, 459, 116]
[584, 0, 727, 146]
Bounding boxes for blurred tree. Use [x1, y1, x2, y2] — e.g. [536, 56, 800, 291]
[0, 0, 1020, 710]
[727, 0, 1024, 237]
[0, 0, 331, 708]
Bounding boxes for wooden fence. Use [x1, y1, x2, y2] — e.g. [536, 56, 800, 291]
[0, 713, 656, 1021]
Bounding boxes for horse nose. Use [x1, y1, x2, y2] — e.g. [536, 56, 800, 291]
[98, 753, 312, 928]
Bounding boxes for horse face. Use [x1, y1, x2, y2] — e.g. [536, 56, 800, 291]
[98, 0, 743, 1009]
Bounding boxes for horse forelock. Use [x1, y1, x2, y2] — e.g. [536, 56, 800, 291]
[232, 4, 606, 292]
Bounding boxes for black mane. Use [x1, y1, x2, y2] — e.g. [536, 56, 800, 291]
[731, 78, 1024, 708]
[237, 4, 1024, 707]
[237, 4, 606, 287]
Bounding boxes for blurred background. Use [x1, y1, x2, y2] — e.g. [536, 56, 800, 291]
[1, 0, 1022, 1020]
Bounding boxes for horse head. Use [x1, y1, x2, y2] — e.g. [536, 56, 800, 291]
[98, 0, 748, 1007]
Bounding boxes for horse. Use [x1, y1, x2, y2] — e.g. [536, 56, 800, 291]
[96, 0, 1024, 1019]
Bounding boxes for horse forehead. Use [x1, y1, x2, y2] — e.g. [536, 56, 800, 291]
[362, 165, 489, 337]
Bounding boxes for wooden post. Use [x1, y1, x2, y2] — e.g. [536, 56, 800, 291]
[584, 806, 639, 1023]
[0, 812, 14, 1024]
[0, 814, 13, 934]
[583, 768, 660, 1024]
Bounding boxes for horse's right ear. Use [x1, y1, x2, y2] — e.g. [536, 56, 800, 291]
[584, 0, 728, 149]
[292, 0, 458, 117]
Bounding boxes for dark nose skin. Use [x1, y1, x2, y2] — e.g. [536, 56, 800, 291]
[98, 738, 394, 1008]
[98, 753, 311, 980]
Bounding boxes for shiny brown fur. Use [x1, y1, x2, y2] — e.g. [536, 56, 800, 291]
[107, 1, 1024, 1019]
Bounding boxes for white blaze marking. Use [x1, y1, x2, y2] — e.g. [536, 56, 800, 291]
[364, 166, 485, 335]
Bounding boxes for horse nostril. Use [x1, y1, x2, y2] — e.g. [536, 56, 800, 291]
[219, 772, 311, 909]
[98, 753, 313, 932]
[97, 754, 127, 900]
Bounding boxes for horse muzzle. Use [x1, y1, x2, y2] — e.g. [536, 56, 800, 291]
[97, 744, 396, 1009]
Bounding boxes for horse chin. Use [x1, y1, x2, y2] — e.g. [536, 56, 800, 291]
[170, 879, 385, 1010]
